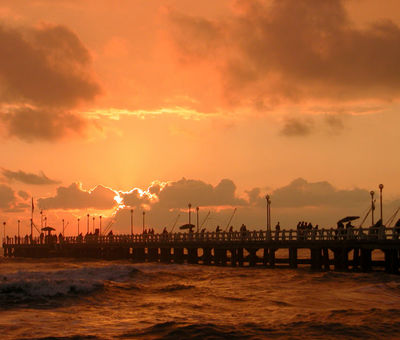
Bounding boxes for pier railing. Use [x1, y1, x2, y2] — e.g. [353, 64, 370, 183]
[3, 226, 400, 246]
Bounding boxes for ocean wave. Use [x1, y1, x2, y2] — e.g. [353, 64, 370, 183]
[0, 264, 140, 305]
[158, 284, 196, 292]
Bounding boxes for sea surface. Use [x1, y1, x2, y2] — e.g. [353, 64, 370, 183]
[0, 254, 400, 339]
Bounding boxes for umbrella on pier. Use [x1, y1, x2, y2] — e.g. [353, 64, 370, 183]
[41, 226, 55, 235]
[179, 223, 195, 232]
[337, 216, 359, 223]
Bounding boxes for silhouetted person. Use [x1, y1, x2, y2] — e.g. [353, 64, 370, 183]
[216, 225, 221, 233]
[229, 226, 233, 232]
[275, 222, 280, 231]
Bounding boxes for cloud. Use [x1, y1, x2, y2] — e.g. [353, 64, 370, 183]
[0, 23, 100, 141]
[0, 184, 16, 209]
[2, 168, 60, 185]
[271, 178, 369, 208]
[2, 107, 87, 142]
[38, 183, 118, 210]
[18, 190, 30, 200]
[154, 178, 246, 208]
[168, 0, 400, 107]
[280, 118, 314, 137]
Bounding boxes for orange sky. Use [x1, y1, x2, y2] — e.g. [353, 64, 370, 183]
[1, 0, 400, 236]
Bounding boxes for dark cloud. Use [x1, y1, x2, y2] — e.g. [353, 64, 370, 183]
[155, 178, 246, 208]
[169, 0, 400, 106]
[0, 184, 17, 209]
[271, 178, 369, 208]
[2, 107, 87, 142]
[0, 23, 100, 141]
[0, 24, 99, 108]
[2, 168, 60, 185]
[280, 118, 314, 137]
[38, 183, 117, 210]
[18, 190, 30, 200]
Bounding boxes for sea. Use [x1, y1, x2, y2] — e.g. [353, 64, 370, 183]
[0, 253, 400, 339]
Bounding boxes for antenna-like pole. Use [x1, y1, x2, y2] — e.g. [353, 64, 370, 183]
[266, 195, 271, 232]
[196, 207, 199, 232]
[77, 218, 80, 236]
[370, 191, 375, 225]
[62, 219, 65, 237]
[17, 220, 20, 240]
[188, 203, 192, 225]
[87, 214, 90, 234]
[3, 222, 6, 242]
[99, 216, 102, 236]
[130, 209, 134, 235]
[142, 211, 145, 233]
[92, 217, 95, 233]
[379, 184, 384, 223]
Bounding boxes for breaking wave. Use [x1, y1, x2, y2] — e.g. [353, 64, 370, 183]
[0, 264, 139, 305]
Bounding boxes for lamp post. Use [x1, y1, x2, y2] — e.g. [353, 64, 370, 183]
[99, 216, 102, 236]
[77, 218, 80, 236]
[265, 195, 271, 232]
[188, 203, 192, 225]
[62, 219, 65, 237]
[92, 217, 95, 233]
[370, 191, 375, 226]
[142, 211, 145, 233]
[379, 184, 384, 223]
[87, 214, 90, 234]
[3, 222, 6, 243]
[130, 209, 134, 235]
[17, 220, 20, 240]
[196, 207, 199, 232]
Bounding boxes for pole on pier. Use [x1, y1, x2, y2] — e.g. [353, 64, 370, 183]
[40, 210, 43, 229]
[142, 211, 145, 233]
[17, 220, 20, 239]
[62, 219, 65, 237]
[196, 206, 199, 233]
[188, 203, 192, 225]
[3, 222, 5, 242]
[30, 218, 33, 242]
[99, 216, 102, 236]
[379, 184, 384, 223]
[130, 209, 134, 235]
[92, 217, 95, 233]
[77, 218, 80, 236]
[370, 191, 375, 226]
[87, 214, 90, 234]
[45, 217, 47, 228]
[266, 195, 271, 232]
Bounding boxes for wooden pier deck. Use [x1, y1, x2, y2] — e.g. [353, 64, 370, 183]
[3, 227, 400, 273]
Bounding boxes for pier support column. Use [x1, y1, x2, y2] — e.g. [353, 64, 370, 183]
[248, 248, 258, 267]
[148, 248, 159, 262]
[289, 247, 297, 268]
[263, 248, 269, 266]
[203, 248, 212, 265]
[311, 248, 322, 271]
[160, 248, 171, 263]
[352, 248, 360, 270]
[322, 248, 330, 271]
[188, 248, 198, 264]
[360, 248, 372, 272]
[174, 248, 184, 264]
[269, 248, 276, 267]
[133, 247, 145, 262]
[237, 248, 244, 267]
[333, 248, 348, 271]
[384, 249, 399, 274]
[230, 248, 237, 267]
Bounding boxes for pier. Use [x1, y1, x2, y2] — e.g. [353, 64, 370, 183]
[3, 227, 400, 274]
